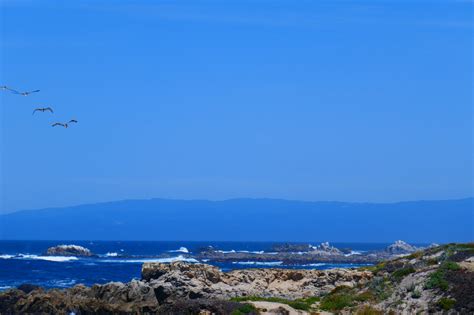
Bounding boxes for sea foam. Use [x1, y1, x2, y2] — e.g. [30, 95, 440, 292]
[18, 254, 79, 262]
[169, 247, 189, 253]
[232, 261, 283, 266]
[100, 255, 198, 264]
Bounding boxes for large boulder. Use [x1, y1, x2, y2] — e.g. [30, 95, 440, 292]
[45, 244, 93, 257]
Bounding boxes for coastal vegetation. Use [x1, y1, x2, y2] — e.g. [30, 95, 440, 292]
[0, 242, 472, 314]
[231, 296, 320, 311]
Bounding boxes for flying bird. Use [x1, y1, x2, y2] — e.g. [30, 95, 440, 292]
[10, 89, 40, 96]
[32, 107, 54, 115]
[51, 119, 77, 128]
[52, 122, 68, 128]
[1, 86, 17, 92]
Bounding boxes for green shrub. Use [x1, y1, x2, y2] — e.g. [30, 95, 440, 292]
[406, 251, 423, 259]
[355, 291, 376, 302]
[438, 298, 456, 310]
[231, 303, 256, 315]
[320, 286, 355, 311]
[425, 261, 461, 291]
[392, 266, 416, 281]
[369, 277, 392, 301]
[425, 270, 449, 291]
[230, 295, 318, 311]
[411, 290, 421, 299]
[442, 261, 460, 271]
[356, 305, 383, 315]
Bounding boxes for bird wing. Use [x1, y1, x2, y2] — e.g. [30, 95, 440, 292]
[69, 119, 78, 123]
[9, 88, 21, 94]
[27, 90, 40, 94]
[52, 123, 61, 127]
[32, 109, 39, 115]
[46, 107, 54, 113]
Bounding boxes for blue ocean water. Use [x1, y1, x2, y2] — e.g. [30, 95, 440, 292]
[0, 241, 392, 290]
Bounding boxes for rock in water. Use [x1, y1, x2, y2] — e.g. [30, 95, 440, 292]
[386, 240, 417, 254]
[45, 245, 93, 257]
[312, 242, 343, 255]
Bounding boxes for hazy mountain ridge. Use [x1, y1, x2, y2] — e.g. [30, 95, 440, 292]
[0, 198, 472, 242]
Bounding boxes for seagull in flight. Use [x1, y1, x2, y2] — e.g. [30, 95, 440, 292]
[32, 107, 54, 115]
[1, 86, 18, 92]
[51, 119, 78, 128]
[9, 88, 40, 96]
[52, 122, 68, 128]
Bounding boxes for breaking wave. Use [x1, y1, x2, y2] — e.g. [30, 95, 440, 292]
[99, 255, 198, 264]
[232, 261, 283, 266]
[169, 247, 189, 253]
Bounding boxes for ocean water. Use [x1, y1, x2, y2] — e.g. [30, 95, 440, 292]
[0, 240, 392, 290]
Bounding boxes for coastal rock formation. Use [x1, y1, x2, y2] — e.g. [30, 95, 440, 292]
[385, 240, 417, 255]
[45, 244, 93, 257]
[271, 243, 313, 252]
[142, 261, 373, 302]
[312, 242, 343, 255]
[1, 243, 473, 314]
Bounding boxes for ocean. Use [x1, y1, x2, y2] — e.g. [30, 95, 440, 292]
[0, 240, 394, 290]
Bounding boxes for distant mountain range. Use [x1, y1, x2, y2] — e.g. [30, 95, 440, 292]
[0, 198, 472, 243]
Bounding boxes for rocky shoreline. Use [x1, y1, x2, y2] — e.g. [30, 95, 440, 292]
[40, 240, 428, 266]
[1, 243, 473, 314]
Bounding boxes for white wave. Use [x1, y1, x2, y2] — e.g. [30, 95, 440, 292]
[99, 255, 198, 264]
[215, 250, 266, 254]
[232, 261, 283, 266]
[215, 250, 236, 253]
[302, 263, 327, 267]
[0, 286, 12, 290]
[169, 247, 189, 253]
[0, 254, 13, 259]
[344, 251, 363, 257]
[17, 254, 78, 262]
[49, 279, 77, 287]
[105, 252, 118, 257]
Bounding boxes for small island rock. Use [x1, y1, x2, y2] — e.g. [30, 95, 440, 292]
[45, 245, 93, 257]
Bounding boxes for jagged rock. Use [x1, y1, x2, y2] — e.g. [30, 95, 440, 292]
[17, 284, 41, 294]
[386, 240, 417, 254]
[271, 243, 313, 252]
[311, 242, 343, 255]
[45, 244, 93, 257]
[142, 261, 373, 302]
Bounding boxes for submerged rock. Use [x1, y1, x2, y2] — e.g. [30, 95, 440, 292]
[45, 244, 93, 257]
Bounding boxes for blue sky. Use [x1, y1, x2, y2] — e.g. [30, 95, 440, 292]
[0, 0, 472, 213]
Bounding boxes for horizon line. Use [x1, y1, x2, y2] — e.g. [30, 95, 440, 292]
[3, 195, 473, 215]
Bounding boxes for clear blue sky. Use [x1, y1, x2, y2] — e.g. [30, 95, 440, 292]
[0, 0, 472, 213]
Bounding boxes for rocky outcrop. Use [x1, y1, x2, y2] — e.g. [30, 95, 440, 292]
[385, 240, 417, 255]
[1, 243, 473, 314]
[271, 243, 313, 252]
[311, 241, 343, 255]
[45, 244, 93, 257]
[0, 281, 158, 314]
[142, 261, 373, 303]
